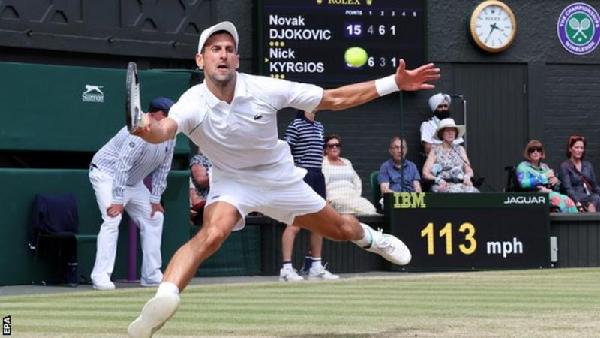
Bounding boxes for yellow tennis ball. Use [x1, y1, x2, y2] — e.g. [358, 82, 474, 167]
[344, 47, 368, 68]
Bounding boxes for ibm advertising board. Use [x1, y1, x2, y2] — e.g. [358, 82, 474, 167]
[384, 192, 551, 270]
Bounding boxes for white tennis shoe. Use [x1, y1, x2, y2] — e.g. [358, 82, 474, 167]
[365, 228, 412, 265]
[92, 280, 115, 291]
[128, 293, 180, 338]
[279, 266, 304, 282]
[307, 265, 340, 280]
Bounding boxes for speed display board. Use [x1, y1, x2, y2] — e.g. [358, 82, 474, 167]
[258, 0, 425, 84]
[384, 192, 551, 270]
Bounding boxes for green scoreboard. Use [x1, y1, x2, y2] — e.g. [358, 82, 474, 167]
[384, 192, 551, 270]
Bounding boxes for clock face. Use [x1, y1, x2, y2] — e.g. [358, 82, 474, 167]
[470, 1, 517, 53]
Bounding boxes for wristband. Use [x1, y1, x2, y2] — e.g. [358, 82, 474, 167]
[375, 75, 400, 96]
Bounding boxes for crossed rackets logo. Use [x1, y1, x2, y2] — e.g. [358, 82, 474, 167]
[557, 3, 600, 55]
[566, 13, 594, 44]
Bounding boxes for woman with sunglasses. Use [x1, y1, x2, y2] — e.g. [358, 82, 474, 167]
[516, 140, 578, 213]
[559, 135, 600, 212]
[322, 134, 378, 215]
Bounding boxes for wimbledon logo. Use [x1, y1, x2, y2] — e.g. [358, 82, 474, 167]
[557, 2, 600, 55]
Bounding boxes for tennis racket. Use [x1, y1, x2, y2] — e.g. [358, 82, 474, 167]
[125, 62, 144, 132]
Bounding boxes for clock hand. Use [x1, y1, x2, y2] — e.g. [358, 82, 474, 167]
[485, 24, 496, 44]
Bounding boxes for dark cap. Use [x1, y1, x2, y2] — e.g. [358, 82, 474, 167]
[148, 97, 174, 114]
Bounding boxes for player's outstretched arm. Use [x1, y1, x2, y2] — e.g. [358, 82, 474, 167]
[317, 59, 440, 111]
[132, 116, 178, 144]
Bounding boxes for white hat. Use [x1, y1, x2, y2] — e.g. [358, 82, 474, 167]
[428, 93, 451, 112]
[433, 118, 465, 140]
[197, 21, 239, 53]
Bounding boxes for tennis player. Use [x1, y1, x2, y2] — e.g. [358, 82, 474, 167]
[128, 21, 440, 338]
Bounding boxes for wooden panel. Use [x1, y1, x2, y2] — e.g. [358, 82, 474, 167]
[543, 64, 600, 171]
[550, 214, 600, 268]
[453, 64, 528, 192]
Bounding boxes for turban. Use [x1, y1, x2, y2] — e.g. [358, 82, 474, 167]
[428, 93, 451, 112]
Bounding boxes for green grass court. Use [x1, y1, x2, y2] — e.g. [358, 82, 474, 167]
[2, 268, 600, 337]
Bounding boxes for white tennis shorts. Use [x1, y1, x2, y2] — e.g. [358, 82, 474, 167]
[206, 175, 326, 230]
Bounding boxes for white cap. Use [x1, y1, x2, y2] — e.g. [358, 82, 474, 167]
[197, 21, 239, 53]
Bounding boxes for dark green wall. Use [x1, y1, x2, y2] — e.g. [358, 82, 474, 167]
[0, 62, 192, 154]
[0, 169, 189, 286]
[0, 168, 262, 286]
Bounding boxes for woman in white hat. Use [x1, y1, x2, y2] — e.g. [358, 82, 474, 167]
[419, 93, 464, 156]
[422, 118, 478, 192]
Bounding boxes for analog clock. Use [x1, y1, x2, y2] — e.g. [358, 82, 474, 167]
[469, 1, 517, 53]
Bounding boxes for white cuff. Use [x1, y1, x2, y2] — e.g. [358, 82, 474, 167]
[375, 75, 400, 96]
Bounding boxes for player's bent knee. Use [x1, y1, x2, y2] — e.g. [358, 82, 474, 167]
[198, 225, 229, 252]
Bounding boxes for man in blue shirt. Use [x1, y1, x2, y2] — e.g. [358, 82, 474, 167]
[378, 137, 422, 196]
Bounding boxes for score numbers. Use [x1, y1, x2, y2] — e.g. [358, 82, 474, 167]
[345, 22, 402, 69]
[345, 23, 397, 37]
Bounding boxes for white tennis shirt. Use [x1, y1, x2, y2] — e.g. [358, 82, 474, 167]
[169, 72, 323, 186]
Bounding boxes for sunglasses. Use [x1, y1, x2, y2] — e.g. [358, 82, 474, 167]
[326, 143, 341, 149]
[528, 147, 543, 154]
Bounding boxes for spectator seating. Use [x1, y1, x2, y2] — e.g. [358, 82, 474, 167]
[369, 171, 382, 212]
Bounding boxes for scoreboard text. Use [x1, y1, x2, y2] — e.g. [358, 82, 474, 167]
[259, 0, 425, 84]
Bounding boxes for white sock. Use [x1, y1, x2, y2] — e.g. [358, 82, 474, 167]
[310, 258, 322, 270]
[282, 262, 293, 270]
[156, 282, 179, 297]
[352, 222, 374, 248]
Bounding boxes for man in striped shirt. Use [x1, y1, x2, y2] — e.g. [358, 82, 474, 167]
[89, 97, 175, 290]
[280, 110, 339, 281]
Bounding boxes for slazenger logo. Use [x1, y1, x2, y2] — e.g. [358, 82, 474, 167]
[82, 84, 105, 103]
[503, 196, 546, 205]
[556, 2, 600, 55]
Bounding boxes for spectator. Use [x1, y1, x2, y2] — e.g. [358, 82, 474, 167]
[189, 150, 212, 224]
[378, 137, 422, 194]
[280, 110, 339, 281]
[420, 93, 464, 155]
[559, 135, 600, 212]
[89, 97, 175, 290]
[516, 140, 578, 213]
[322, 134, 378, 215]
[422, 118, 478, 192]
